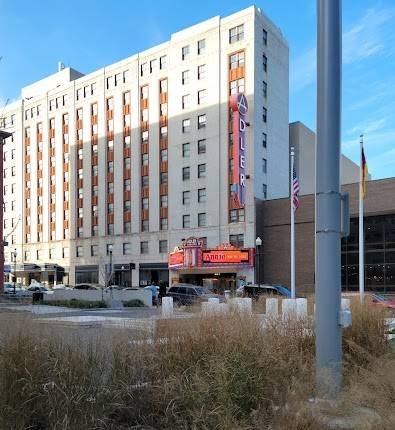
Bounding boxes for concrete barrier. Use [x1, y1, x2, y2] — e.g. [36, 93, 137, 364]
[45, 288, 152, 307]
[296, 298, 308, 318]
[162, 297, 174, 318]
[230, 297, 252, 314]
[341, 298, 351, 310]
[266, 298, 278, 317]
[282, 299, 297, 318]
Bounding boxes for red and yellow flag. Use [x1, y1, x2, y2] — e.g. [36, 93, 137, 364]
[361, 146, 368, 199]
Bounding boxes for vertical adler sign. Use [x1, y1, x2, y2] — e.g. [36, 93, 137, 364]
[230, 93, 248, 207]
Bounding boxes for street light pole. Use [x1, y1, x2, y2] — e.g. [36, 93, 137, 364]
[13, 248, 17, 294]
[315, 0, 342, 396]
[255, 237, 262, 285]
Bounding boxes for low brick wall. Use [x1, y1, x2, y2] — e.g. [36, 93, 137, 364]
[45, 288, 152, 307]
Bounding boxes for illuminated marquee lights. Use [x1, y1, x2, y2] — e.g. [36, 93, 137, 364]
[230, 93, 248, 207]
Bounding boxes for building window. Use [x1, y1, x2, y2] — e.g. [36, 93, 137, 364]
[263, 54, 267, 72]
[141, 220, 149, 232]
[160, 55, 167, 69]
[229, 234, 244, 248]
[140, 62, 148, 77]
[142, 198, 149, 211]
[124, 135, 131, 148]
[159, 240, 168, 253]
[150, 59, 157, 73]
[124, 200, 131, 212]
[160, 126, 168, 139]
[92, 185, 98, 197]
[141, 85, 148, 100]
[182, 70, 189, 85]
[124, 157, 131, 170]
[92, 225, 99, 236]
[182, 118, 191, 133]
[160, 149, 168, 162]
[160, 79, 168, 93]
[197, 39, 206, 55]
[182, 142, 190, 158]
[230, 78, 245, 95]
[229, 209, 245, 223]
[142, 153, 149, 166]
[183, 214, 190, 228]
[124, 221, 131, 233]
[140, 241, 149, 254]
[160, 103, 168, 116]
[160, 218, 168, 231]
[91, 245, 98, 257]
[263, 107, 267, 123]
[108, 182, 114, 194]
[198, 213, 207, 227]
[182, 94, 190, 110]
[62, 247, 69, 258]
[198, 163, 206, 178]
[263, 28, 268, 45]
[198, 89, 206, 105]
[262, 184, 267, 199]
[198, 114, 206, 129]
[107, 203, 114, 214]
[262, 132, 267, 148]
[230, 51, 245, 69]
[262, 158, 267, 174]
[141, 108, 149, 122]
[160, 172, 168, 184]
[183, 191, 190, 205]
[183, 167, 190, 180]
[142, 175, 149, 187]
[263, 81, 267, 98]
[123, 243, 131, 255]
[198, 139, 206, 154]
[198, 188, 207, 203]
[229, 24, 244, 43]
[124, 179, 131, 191]
[182, 45, 190, 61]
[78, 207, 83, 219]
[76, 246, 83, 257]
[197, 64, 206, 80]
[160, 195, 168, 208]
[141, 130, 149, 142]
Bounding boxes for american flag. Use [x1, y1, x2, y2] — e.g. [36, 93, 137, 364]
[292, 165, 300, 211]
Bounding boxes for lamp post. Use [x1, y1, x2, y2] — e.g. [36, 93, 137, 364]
[121, 265, 125, 288]
[13, 248, 17, 294]
[255, 237, 262, 285]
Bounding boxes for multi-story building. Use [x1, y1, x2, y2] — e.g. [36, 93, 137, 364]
[1, 6, 289, 289]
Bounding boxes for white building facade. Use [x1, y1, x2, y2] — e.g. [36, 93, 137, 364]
[1, 6, 289, 289]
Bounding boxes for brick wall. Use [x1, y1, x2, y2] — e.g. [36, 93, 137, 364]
[261, 177, 395, 294]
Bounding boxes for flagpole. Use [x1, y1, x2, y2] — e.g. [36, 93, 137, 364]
[290, 147, 296, 299]
[359, 134, 364, 303]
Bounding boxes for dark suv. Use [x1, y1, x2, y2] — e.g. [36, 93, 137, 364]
[167, 284, 224, 306]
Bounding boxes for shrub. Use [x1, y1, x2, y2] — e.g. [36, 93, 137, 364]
[41, 299, 108, 309]
[122, 299, 146, 308]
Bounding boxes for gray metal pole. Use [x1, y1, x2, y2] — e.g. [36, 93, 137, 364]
[315, 0, 342, 396]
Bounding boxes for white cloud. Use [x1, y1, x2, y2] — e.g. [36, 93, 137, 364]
[291, 6, 395, 93]
[345, 118, 387, 136]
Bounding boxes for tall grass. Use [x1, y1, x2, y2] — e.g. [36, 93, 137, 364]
[0, 301, 392, 429]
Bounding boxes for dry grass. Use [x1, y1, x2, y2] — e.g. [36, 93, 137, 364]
[0, 302, 392, 429]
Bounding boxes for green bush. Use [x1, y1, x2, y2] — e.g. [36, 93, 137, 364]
[122, 299, 146, 308]
[41, 299, 107, 309]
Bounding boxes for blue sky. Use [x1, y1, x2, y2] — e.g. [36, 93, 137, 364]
[1, 0, 394, 179]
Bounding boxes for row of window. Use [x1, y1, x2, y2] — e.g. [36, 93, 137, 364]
[182, 89, 207, 109]
[182, 64, 207, 84]
[140, 55, 168, 77]
[181, 39, 206, 62]
[182, 164, 206, 180]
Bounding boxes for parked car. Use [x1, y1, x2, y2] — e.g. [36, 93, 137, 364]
[236, 284, 292, 299]
[371, 293, 395, 309]
[3, 284, 31, 297]
[52, 284, 72, 290]
[74, 283, 101, 290]
[167, 284, 225, 306]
